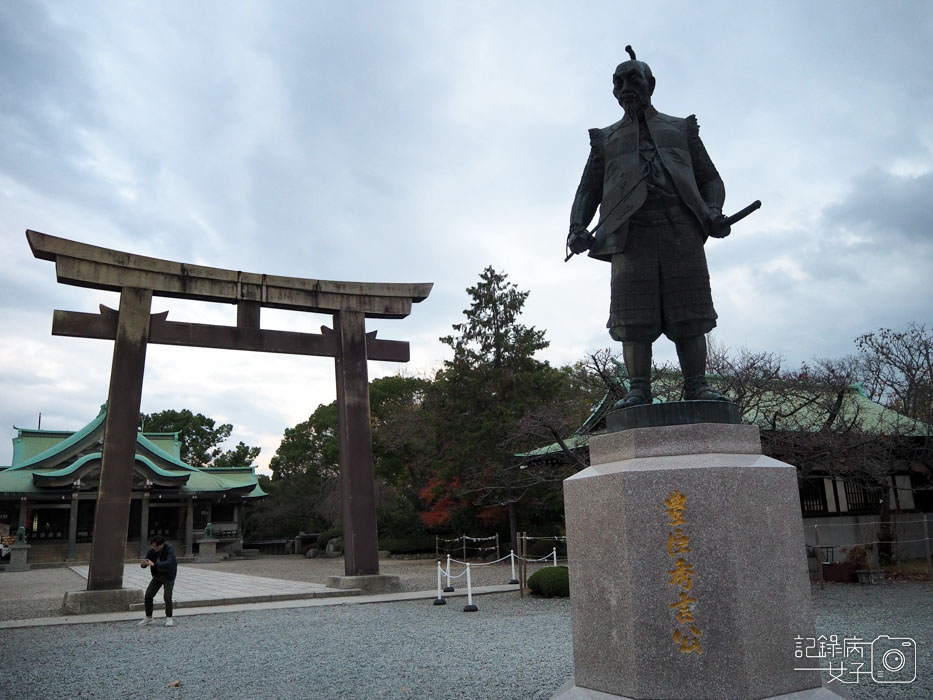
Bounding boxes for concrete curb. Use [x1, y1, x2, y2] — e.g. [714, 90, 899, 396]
[0, 584, 520, 629]
[128, 587, 357, 611]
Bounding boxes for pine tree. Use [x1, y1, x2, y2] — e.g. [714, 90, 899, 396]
[428, 266, 561, 546]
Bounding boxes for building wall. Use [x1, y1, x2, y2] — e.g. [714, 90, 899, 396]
[802, 513, 930, 562]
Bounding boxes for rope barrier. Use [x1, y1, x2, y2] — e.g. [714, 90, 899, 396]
[806, 518, 929, 528]
[438, 533, 498, 542]
[437, 562, 470, 580]
[824, 537, 932, 549]
[448, 552, 513, 567]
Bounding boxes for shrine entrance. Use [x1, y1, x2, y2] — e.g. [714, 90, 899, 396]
[28, 230, 432, 590]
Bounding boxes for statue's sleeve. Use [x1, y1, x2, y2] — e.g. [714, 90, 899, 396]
[569, 128, 605, 231]
[686, 116, 725, 211]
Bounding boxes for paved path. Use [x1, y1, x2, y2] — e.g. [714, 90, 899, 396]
[69, 564, 342, 609]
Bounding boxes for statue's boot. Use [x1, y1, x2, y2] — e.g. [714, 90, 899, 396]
[614, 377, 652, 409]
[675, 334, 730, 402]
[612, 340, 653, 409]
[683, 375, 731, 402]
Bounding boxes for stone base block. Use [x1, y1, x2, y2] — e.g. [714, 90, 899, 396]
[606, 400, 741, 431]
[326, 574, 401, 593]
[563, 423, 824, 700]
[62, 588, 144, 615]
[196, 538, 220, 563]
[7, 543, 31, 572]
[553, 678, 852, 699]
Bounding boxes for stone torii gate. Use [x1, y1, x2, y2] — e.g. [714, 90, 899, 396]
[27, 230, 432, 594]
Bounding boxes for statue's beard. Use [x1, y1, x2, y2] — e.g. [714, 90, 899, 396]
[620, 93, 648, 114]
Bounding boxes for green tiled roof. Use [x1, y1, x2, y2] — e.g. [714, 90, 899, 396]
[1, 404, 264, 498]
[517, 433, 592, 459]
[519, 382, 930, 461]
[10, 404, 108, 470]
[742, 383, 929, 436]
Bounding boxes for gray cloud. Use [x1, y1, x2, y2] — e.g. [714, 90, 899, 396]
[3, 1, 933, 467]
[823, 170, 933, 246]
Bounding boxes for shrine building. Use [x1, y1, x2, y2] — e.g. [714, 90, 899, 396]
[0, 404, 265, 563]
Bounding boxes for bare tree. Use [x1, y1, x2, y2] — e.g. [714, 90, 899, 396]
[856, 323, 933, 425]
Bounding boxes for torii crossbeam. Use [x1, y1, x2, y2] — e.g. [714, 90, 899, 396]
[27, 230, 432, 590]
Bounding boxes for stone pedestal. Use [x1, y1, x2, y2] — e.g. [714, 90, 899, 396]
[7, 542, 30, 572]
[196, 537, 220, 563]
[559, 422, 846, 700]
[326, 574, 401, 593]
[62, 587, 144, 615]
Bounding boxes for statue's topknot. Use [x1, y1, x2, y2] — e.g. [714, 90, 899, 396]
[616, 45, 654, 93]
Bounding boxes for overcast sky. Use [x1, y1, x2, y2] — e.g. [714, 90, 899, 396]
[2, 1, 931, 472]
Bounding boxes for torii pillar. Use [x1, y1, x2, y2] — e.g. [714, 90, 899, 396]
[28, 230, 431, 597]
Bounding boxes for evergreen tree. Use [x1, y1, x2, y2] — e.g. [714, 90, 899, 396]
[427, 266, 563, 547]
[139, 408, 259, 468]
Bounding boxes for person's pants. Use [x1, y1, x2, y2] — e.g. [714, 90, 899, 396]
[144, 575, 175, 618]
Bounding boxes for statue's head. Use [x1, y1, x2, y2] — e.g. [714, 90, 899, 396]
[613, 46, 655, 114]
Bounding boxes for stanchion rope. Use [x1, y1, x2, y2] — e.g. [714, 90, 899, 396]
[809, 518, 930, 528]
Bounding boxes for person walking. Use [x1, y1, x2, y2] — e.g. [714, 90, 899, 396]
[137, 535, 178, 627]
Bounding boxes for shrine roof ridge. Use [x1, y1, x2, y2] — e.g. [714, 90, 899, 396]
[27, 230, 433, 319]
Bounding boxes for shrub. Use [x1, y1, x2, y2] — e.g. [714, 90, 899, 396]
[527, 566, 570, 598]
[842, 545, 870, 568]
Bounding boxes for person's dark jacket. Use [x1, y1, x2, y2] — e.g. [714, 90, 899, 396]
[142, 543, 178, 580]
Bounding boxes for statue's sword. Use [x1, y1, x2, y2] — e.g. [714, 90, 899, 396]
[723, 199, 762, 227]
[565, 198, 762, 262]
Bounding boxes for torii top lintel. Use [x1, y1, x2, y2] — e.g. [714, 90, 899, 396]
[27, 230, 432, 320]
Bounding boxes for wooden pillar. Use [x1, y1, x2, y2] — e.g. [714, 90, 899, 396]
[185, 497, 194, 556]
[139, 487, 151, 556]
[87, 287, 152, 590]
[334, 310, 380, 576]
[66, 489, 80, 561]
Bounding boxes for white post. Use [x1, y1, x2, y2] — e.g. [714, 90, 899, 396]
[463, 562, 478, 612]
[444, 553, 454, 592]
[552, 546, 558, 566]
[814, 524, 824, 591]
[433, 561, 446, 605]
[509, 549, 519, 584]
[923, 513, 931, 581]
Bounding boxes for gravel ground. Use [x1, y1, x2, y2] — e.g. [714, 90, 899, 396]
[1, 559, 929, 699]
[0, 566, 88, 622]
[809, 581, 931, 700]
[2, 593, 572, 699]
